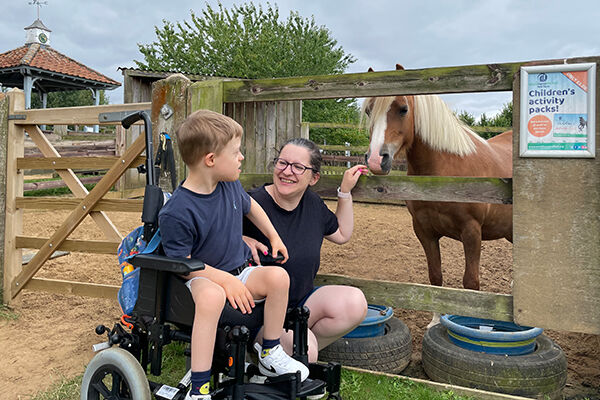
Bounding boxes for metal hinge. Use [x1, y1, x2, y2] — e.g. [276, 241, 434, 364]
[8, 114, 26, 120]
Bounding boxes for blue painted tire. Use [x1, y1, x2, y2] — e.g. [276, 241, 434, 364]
[422, 324, 567, 399]
[319, 316, 411, 373]
[441, 315, 543, 355]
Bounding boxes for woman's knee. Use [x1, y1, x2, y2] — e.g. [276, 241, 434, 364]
[346, 287, 368, 320]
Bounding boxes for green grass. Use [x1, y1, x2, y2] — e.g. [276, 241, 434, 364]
[0, 303, 19, 320]
[31, 375, 81, 400]
[339, 369, 473, 400]
[32, 341, 476, 400]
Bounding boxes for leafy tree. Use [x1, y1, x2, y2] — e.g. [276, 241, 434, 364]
[489, 101, 513, 127]
[457, 110, 476, 126]
[31, 90, 109, 109]
[136, 2, 358, 143]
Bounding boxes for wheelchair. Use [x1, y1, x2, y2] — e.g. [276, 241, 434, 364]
[80, 111, 342, 400]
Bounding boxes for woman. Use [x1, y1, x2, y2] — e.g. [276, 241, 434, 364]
[243, 138, 368, 362]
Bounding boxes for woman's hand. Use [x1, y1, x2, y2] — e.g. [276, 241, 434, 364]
[340, 164, 368, 193]
[242, 235, 269, 265]
[219, 272, 256, 314]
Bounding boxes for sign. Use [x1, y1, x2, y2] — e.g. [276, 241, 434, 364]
[520, 63, 596, 157]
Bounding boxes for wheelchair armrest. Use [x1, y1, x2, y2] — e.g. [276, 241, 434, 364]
[130, 253, 205, 275]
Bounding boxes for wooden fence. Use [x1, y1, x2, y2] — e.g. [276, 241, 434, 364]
[1, 56, 599, 336]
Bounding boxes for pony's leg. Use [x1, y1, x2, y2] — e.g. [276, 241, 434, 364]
[461, 221, 482, 290]
[412, 221, 443, 286]
[412, 220, 442, 328]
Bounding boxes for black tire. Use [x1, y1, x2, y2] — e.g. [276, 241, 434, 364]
[81, 347, 151, 400]
[318, 316, 412, 373]
[422, 324, 567, 399]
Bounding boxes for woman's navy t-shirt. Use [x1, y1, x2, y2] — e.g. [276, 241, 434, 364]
[243, 185, 338, 307]
[159, 180, 252, 272]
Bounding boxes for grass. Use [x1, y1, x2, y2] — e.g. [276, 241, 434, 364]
[0, 303, 19, 320]
[23, 182, 98, 197]
[32, 341, 476, 400]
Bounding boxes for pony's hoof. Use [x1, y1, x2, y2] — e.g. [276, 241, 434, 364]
[427, 313, 441, 329]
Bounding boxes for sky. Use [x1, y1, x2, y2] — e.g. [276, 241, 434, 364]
[2, 0, 599, 121]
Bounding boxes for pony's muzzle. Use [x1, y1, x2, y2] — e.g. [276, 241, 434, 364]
[366, 150, 391, 175]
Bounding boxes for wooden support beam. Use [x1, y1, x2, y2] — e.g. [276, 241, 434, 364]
[3, 90, 25, 302]
[25, 277, 119, 299]
[10, 134, 146, 298]
[314, 273, 514, 322]
[240, 174, 513, 204]
[16, 197, 143, 212]
[17, 155, 145, 170]
[23, 125, 122, 241]
[16, 236, 119, 254]
[11, 102, 152, 125]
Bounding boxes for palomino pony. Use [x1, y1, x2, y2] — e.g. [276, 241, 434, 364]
[363, 67, 512, 312]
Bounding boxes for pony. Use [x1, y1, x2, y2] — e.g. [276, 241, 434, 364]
[363, 65, 513, 320]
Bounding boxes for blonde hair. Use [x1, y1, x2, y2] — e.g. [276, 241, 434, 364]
[176, 110, 243, 166]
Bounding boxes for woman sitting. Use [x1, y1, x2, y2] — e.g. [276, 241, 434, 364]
[244, 138, 368, 362]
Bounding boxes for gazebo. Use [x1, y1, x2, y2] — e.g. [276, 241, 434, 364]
[0, 18, 120, 115]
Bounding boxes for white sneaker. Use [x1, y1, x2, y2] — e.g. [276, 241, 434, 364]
[185, 390, 211, 399]
[184, 394, 210, 400]
[254, 342, 309, 381]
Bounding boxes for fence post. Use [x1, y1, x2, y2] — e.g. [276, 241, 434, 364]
[151, 73, 192, 189]
[0, 93, 7, 304]
[2, 89, 25, 303]
[188, 79, 224, 113]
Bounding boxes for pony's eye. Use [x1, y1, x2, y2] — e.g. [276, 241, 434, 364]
[398, 105, 409, 115]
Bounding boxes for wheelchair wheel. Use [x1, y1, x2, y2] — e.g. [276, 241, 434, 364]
[81, 347, 151, 400]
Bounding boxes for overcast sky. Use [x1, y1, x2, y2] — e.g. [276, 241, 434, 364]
[3, 0, 599, 120]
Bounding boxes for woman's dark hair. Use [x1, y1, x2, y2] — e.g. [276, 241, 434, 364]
[278, 138, 322, 173]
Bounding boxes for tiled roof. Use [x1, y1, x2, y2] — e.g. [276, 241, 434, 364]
[0, 43, 120, 86]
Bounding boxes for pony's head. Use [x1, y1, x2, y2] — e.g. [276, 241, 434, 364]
[363, 95, 415, 174]
[362, 64, 484, 174]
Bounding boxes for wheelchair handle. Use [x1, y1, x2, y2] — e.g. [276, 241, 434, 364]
[121, 111, 156, 186]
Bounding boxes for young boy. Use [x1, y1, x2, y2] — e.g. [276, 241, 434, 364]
[159, 110, 309, 400]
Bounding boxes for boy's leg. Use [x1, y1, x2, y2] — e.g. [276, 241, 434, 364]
[255, 325, 320, 363]
[188, 277, 226, 396]
[303, 285, 368, 350]
[244, 267, 309, 380]
[244, 266, 289, 340]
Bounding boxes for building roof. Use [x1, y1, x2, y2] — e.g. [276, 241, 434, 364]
[25, 19, 51, 32]
[0, 43, 120, 90]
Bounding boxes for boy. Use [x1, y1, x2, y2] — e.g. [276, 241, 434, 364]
[159, 110, 309, 400]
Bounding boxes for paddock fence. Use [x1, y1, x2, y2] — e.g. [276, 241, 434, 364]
[1, 56, 598, 338]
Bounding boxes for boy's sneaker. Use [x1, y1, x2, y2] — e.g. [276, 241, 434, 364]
[254, 342, 309, 381]
[185, 393, 211, 400]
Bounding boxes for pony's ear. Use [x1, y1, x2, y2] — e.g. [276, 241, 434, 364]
[367, 67, 374, 72]
[396, 64, 405, 70]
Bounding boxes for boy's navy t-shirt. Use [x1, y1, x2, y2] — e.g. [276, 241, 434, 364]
[159, 180, 252, 271]
[243, 185, 338, 307]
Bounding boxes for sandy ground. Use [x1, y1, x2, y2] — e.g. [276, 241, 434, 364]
[0, 203, 598, 399]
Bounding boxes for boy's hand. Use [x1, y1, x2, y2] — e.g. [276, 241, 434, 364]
[221, 273, 255, 314]
[270, 238, 288, 263]
[242, 235, 269, 265]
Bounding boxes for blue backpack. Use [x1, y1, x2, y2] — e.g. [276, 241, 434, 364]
[117, 227, 162, 315]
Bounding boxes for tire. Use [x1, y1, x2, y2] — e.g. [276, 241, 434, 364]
[81, 347, 152, 400]
[422, 324, 567, 399]
[318, 316, 412, 373]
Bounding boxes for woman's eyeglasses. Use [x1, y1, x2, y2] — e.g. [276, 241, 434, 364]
[273, 158, 318, 175]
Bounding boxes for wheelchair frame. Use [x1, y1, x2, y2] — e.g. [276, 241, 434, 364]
[80, 111, 342, 400]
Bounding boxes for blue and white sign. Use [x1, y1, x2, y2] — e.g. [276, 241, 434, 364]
[520, 63, 596, 158]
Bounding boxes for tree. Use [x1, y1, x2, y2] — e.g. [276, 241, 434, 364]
[136, 2, 359, 143]
[31, 90, 109, 109]
[457, 110, 476, 126]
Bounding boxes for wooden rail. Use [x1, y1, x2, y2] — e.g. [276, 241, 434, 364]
[12, 102, 152, 125]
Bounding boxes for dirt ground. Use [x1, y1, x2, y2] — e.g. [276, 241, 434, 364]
[1, 202, 598, 399]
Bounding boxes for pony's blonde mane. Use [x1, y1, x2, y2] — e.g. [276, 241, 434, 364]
[362, 95, 487, 156]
